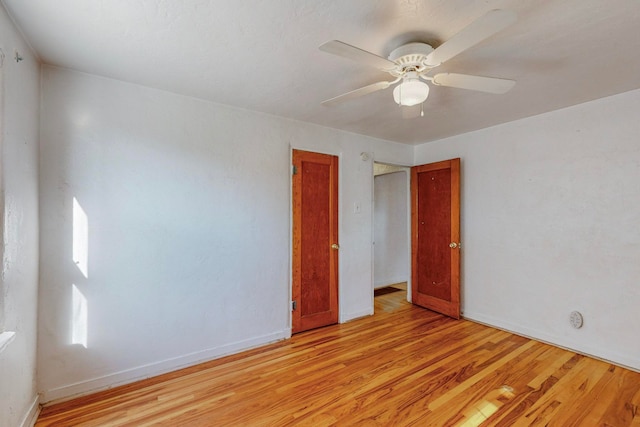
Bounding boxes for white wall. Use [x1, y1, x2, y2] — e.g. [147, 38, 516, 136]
[38, 66, 412, 402]
[414, 88, 640, 371]
[373, 171, 409, 288]
[0, 3, 41, 426]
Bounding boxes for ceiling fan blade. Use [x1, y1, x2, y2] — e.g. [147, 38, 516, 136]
[431, 73, 515, 94]
[425, 9, 516, 66]
[321, 81, 392, 107]
[319, 40, 397, 71]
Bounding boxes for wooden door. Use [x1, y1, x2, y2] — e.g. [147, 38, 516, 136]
[292, 150, 339, 333]
[411, 158, 461, 319]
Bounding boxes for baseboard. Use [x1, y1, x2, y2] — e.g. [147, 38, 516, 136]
[342, 308, 373, 323]
[41, 329, 289, 404]
[463, 310, 640, 373]
[374, 276, 408, 289]
[19, 395, 40, 427]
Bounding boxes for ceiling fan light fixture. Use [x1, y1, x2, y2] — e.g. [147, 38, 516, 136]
[392, 79, 429, 106]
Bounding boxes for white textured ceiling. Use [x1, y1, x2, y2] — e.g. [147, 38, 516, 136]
[4, 0, 640, 145]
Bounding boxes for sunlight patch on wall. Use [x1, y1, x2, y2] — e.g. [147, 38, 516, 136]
[73, 197, 89, 278]
[71, 284, 88, 348]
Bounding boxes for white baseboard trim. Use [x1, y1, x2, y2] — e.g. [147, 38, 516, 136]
[19, 395, 40, 427]
[342, 308, 373, 323]
[463, 310, 640, 373]
[374, 276, 408, 289]
[41, 329, 289, 405]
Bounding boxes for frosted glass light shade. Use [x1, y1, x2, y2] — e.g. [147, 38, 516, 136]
[393, 80, 430, 106]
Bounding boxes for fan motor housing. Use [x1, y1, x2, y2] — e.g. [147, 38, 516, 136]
[388, 42, 434, 70]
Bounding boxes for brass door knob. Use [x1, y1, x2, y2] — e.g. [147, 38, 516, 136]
[449, 242, 458, 249]
[331, 244, 340, 250]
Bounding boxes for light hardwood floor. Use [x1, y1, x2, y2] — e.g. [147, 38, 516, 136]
[37, 287, 640, 426]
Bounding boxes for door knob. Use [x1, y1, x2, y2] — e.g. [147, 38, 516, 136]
[449, 242, 458, 249]
[331, 244, 340, 250]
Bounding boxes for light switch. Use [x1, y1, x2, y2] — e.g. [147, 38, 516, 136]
[354, 202, 361, 214]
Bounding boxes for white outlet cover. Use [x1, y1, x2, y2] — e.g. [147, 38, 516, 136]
[569, 311, 583, 329]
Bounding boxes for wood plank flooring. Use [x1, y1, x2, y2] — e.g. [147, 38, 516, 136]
[36, 287, 640, 426]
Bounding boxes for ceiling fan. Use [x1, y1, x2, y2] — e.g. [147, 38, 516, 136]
[319, 9, 517, 113]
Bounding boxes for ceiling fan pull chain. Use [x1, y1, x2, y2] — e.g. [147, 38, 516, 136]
[421, 103, 424, 117]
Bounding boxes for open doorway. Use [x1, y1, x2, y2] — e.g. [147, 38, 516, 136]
[373, 162, 410, 310]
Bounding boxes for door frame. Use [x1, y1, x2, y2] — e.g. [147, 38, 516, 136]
[289, 146, 343, 334]
[371, 162, 413, 309]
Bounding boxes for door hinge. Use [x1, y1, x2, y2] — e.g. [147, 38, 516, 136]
[291, 300, 297, 311]
[292, 165, 297, 175]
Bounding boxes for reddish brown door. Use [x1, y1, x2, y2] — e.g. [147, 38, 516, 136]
[411, 158, 461, 319]
[292, 150, 339, 333]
